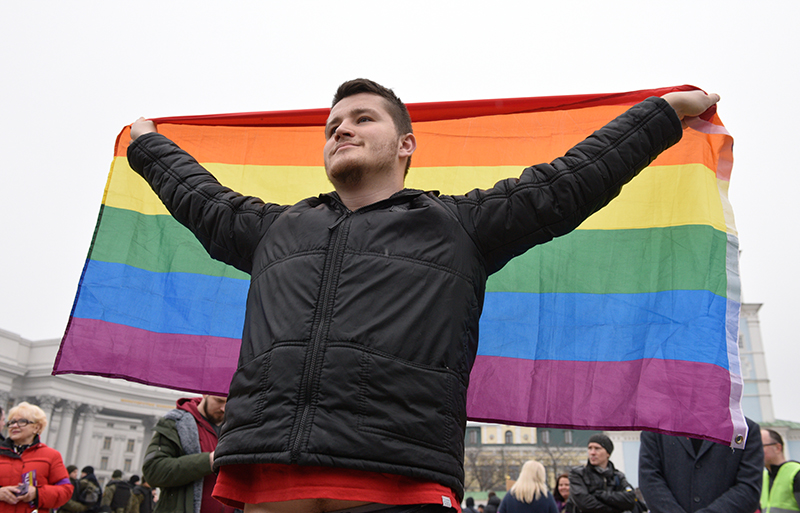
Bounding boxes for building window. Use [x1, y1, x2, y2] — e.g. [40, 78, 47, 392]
[106, 422, 114, 428]
[124, 459, 132, 472]
[126, 439, 135, 452]
[130, 425, 137, 430]
[100, 456, 108, 470]
[505, 430, 514, 444]
[103, 437, 112, 450]
[564, 430, 573, 445]
[540, 430, 550, 444]
[466, 428, 479, 446]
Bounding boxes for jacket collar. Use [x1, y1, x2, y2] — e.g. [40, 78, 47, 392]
[320, 188, 430, 212]
[0, 434, 41, 458]
[586, 459, 616, 475]
[678, 437, 713, 459]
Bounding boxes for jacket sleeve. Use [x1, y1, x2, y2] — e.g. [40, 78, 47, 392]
[696, 419, 763, 513]
[596, 473, 636, 511]
[638, 430, 688, 513]
[447, 96, 683, 275]
[35, 453, 74, 510]
[142, 419, 213, 488]
[568, 467, 621, 513]
[126, 133, 288, 274]
[99, 483, 115, 512]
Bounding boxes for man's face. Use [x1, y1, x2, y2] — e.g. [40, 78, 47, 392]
[761, 429, 782, 467]
[200, 395, 227, 425]
[588, 442, 610, 467]
[70, 469, 79, 479]
[323, 93, 411, 189]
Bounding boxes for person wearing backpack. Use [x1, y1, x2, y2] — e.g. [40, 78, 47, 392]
[99, 471, 132, 513]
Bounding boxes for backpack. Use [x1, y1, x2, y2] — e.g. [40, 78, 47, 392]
[79, 478, 102, 512]
[108, 481, 133, 512]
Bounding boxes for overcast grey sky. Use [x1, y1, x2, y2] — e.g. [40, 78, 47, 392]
[3, 1, 798, 421]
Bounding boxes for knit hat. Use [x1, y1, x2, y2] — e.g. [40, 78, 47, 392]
[112, 469, 123, 478]
[81, 466, 94, 475]
[588, 434, 614, 455]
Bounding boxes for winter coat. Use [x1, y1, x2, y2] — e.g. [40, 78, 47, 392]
[568, 461, 636, 513]
[143, 399, 233, 513]
[638, 417, 763, 513]
[0, 437, 72, 513]
[499, 491, 558, 513]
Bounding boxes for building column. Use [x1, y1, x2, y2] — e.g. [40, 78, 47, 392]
[138, 416, 160, 470]
[34, 395, 59, 445]
[54, 401, 79, 460]
[75, 405, 101, 468]
[0, 392, 9, 438]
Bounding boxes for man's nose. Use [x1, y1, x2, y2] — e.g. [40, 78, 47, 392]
[335, 121, 354, 138]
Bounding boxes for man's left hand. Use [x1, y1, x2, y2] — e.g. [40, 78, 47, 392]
[662, 90, 720, 120]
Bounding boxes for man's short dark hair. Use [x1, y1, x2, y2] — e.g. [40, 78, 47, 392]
[67, 465, 78, 474]
[332, 79, 413, 174]
[765, 428, 784, 449]
[112, 469, 123, 478]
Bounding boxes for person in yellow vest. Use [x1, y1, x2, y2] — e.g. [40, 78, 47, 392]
[762, 428, 800, 513]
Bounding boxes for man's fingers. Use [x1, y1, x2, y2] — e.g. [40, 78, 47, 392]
[130, 117, 157, 142]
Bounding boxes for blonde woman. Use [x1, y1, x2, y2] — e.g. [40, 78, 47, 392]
[499, 460, 558, 513]
[0, 402, 72, 513]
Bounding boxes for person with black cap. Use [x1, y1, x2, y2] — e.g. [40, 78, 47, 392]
[126, 478, 155, 513]
[100, 470, 132, 513]
[69, 466, 102, 513]
[567, 434, 637, 513]
[59, 465, 84, 513]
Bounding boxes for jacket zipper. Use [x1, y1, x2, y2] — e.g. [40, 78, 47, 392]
[289, 209, 351, 462]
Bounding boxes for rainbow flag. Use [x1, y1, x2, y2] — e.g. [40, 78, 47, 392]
[54, 86, 746, 447]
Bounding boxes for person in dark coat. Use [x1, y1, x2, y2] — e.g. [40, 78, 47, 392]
[638, 417, 763, 513]
[485, 492, 502, 513]
[568, 434, 636, 513]
[498, 460, 558, 513]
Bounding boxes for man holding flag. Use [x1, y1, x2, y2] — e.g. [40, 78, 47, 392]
[128, 79, 718, 513]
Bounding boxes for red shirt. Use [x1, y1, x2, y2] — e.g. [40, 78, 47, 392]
[214, 463, 460, 511]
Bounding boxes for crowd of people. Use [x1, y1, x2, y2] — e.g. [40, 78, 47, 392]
[0, 402, 154, 513]
[463, 421, 798, 513]
[0, 396, 795, 513]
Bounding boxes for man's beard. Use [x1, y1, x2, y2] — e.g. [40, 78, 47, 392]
[201, 401, 222, 425]
[326, 159, 367, 187]
[325, 140, 397, 187]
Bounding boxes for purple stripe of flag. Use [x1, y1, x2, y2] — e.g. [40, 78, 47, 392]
[466, 355, 734, 445]
[55, 318, 238, 395]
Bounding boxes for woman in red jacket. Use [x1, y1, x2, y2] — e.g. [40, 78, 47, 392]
[0, 402, 72, 512]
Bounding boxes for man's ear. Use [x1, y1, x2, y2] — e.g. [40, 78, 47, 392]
[398, 133, 416, 158]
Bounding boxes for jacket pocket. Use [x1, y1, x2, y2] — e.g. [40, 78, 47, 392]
[357, 350, 459, 453]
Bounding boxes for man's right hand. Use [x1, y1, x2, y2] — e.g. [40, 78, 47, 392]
[131, 117, 157, 142]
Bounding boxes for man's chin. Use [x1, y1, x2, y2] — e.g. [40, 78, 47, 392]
[326, 164, 364, 187]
